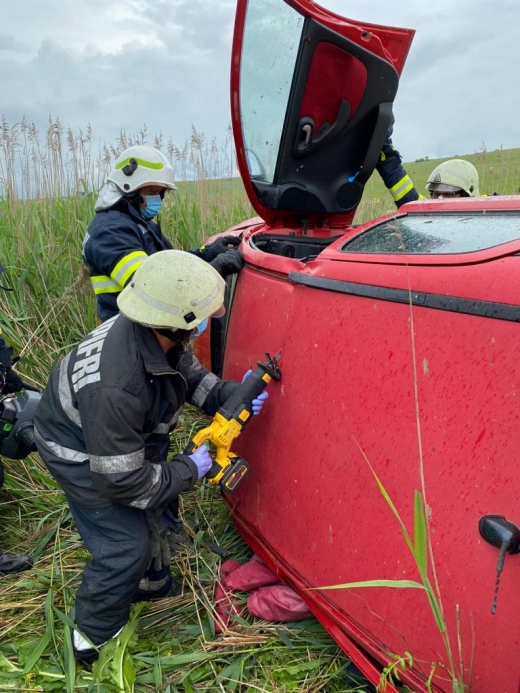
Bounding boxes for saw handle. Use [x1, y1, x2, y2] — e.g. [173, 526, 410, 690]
[183, 437, 222, 480]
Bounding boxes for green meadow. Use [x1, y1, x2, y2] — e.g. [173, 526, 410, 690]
[1, 121, 519, 692]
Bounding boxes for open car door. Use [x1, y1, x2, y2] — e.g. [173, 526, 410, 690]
[231, 0, 415, 228]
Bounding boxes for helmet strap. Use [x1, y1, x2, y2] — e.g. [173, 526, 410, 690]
[123, 191, 143, 213]
[155, 327, 192, 344]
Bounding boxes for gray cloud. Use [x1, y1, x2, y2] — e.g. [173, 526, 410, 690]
[0, 0, 519, 171]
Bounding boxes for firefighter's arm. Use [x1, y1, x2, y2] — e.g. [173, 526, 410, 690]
[376, 137, 424, 208]
[79, 387, 198, 509]
[182, 350, 240, 415]
[85, 217, 149, 293]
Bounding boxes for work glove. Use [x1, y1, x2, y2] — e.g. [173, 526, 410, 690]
[145, 504, 193, 570]
[242, 370, 269, 415]
[210, 249, 244, 278]
[199, 235, 241, 262]
[188, 443, 212, 479]
[145, 513, 172, 571]
[159, 506, 193, 552]
[0, 366, 24, 395]
[378, 135, 401, 165]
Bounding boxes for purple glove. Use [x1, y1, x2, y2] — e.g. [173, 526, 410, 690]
[188, 443, 212, 480]
[242, 370, 269, 415]
[252, 391, 268, 415]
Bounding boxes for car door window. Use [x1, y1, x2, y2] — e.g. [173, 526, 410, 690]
[240, 0, 304, 184]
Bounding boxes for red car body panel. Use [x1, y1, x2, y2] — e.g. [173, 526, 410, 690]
[195, 2, 520, 691]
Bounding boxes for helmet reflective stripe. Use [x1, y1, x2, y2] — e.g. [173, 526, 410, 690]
[389, 174, 414, 202]
[117, 250, 225, 330]
[131, 284, 180, 316]
[91, 275, 120, 295]
[198, 284, 224, 310]
[130, 280, 222, 318]
[110, 251, 148, 288]
[114, 157, 165, 172]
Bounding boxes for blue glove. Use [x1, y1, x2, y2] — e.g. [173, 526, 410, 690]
[252, 391, 268, 415]
[242, 370, 269, 415]
[188, 443, 212, 480]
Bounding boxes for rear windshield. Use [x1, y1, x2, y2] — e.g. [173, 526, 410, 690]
[340, 214, 520, 255]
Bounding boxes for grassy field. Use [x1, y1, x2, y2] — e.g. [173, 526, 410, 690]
[1, 129, 520, 692]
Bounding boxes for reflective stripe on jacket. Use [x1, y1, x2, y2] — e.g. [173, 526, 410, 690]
[375, 138, 425, 208]
[82, 198, 173, 322]
[34, 315, 239, 509]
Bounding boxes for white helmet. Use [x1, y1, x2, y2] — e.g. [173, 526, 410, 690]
[108, 145, 177, 194]
[117, 250, 225, 330]
[426, 159, 479, 197]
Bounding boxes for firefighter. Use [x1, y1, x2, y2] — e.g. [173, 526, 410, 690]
[33, 250, 268, 663]
[377, 140, 480, 206]
[425, 159, 480, 198]
[82, 144, 243, 323]
[0, 266, 33, 575]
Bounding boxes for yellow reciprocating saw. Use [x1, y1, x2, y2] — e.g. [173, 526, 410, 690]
[184, 351, 282, 493]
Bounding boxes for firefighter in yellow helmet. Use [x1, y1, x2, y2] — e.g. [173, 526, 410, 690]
[34, 250, 269, 663]
[375, 117, 480, 206]
[426, 159, 480, 199]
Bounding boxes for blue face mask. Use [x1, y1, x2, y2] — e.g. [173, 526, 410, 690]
[141, 195, 162, 219]
[192, 318, 209, 339]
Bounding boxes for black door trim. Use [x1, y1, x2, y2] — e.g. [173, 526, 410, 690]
[288, 271, 520, 323]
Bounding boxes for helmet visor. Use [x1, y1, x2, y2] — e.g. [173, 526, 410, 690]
[426, 182, 462, 194]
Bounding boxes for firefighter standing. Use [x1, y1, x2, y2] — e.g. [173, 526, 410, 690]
[82, 145, 243, 323]
[33, 250, 267, 663]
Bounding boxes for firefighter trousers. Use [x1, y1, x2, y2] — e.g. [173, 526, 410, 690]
[67, 496, 171, 645]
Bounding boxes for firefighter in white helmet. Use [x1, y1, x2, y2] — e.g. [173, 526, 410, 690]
[426, 159, 480, 198]
[34, 250, 268, 663]
[82, 145, 243, 323]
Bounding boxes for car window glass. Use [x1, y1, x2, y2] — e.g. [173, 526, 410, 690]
[340, 215, 520, 254]
[240, 0, 304, 184]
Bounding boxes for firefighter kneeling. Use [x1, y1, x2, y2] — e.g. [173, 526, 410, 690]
[33, 250, 268, 663]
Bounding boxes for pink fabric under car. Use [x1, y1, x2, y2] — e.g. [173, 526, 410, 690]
[214, 555, 313, 629]
[222, 554, 279, 591]
[220, 559, 242, 577]
[214, 583, 244, 633]
[214, 559, 244, 632]
[247, 584, 313, 622]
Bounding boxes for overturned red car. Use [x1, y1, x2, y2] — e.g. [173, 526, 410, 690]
[198, 1, 520, 691]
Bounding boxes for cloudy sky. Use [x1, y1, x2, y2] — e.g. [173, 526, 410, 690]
[1, 0, 519, 168]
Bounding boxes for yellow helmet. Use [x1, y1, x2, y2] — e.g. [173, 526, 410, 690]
[117, 250, 225, 330]
[426, 159, 479, 197]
